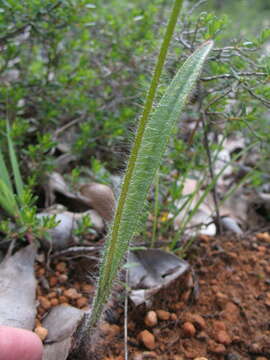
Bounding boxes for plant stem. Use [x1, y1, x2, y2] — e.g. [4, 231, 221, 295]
[89, 0, 184, 328]
[201, 112, 221, 234]
[111, 0, 184, 254]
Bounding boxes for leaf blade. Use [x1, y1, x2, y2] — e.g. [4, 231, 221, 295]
[90, 40, 214, 327]
[6, 121, 24, 202]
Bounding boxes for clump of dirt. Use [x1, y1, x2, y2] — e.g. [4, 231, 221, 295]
[98, 232, 270, 360]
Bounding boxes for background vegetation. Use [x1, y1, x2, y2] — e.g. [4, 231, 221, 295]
[0, 0, 269, 244]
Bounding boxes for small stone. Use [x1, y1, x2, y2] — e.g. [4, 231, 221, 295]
[256, 232, 270, 242]
[196, 331, 208, 341]
[208, 340, 226, 354]
[58, 274, 68, 283]
[141, 352, 157, 359]
[216, 330, 231, 345]
[55, 262, 67, 273]
[63, 288, 81, 300]
[156, 310, 170, 321]
[173, 356, 184, 360]
[81, 284, 94, 293]
[73, 281, 81, 290]
[182, 322, 196, 337]
[138, 330, 155, 350]
[250, 343, 260, 352]
[170, 313, 177, 321]
[212, 320, 226, 332]
[34, 326, 48, 341]
[100, 322, 121, 337]
[144, 311, 158, 327]
[216, 292, 228, 302]
[47, 291, 57, 299]
[36, 267, 45, 277]
[132, 352, 143, 360]
[76, 297, 88, 308]
[49, 276, 58, 287]
[223, 302, 239, 321]
[194, 358, 208, 360]
[256, 357, 268, 360]
[38, 296, 51, 310]
[190, 314, 206, 330]
[59, 295, 68, 304]
[132, 352, 157, 360]
[172, 302, 185, 311]
[50, 298, 59, 306]
[225, 354, 240, 360]
[128, 321, 136, 331]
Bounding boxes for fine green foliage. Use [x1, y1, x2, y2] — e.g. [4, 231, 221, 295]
[85, 31, 213, 335]
[0, 123, 22, 220]
[0, 123, 58, 241]
[6, 122, 24, 203]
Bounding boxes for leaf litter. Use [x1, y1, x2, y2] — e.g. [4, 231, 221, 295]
[0, 136, 270, 360]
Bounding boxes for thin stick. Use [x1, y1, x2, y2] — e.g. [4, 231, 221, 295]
[201, 113, 221, 234]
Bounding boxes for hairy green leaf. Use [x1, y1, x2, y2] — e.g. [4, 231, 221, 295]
[88, 40, 214, 329]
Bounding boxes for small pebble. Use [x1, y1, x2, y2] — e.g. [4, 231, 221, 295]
[208, 341, 226, 354]
[50, 298, 59, 306]
[226, 353, 240, 360]
[49, 276, 58, 287]
[170, 313, 177, 321]
[59, 295, 68, 304]
[81, 284, 93, 293]
[38, 296, 51, 310]
[196, 331, 208, 341]
[55, 262, 67, 273]
[132, 352, 157, 360]
[212, 320, 226, 332]
[58, 274, 68, 283]
[250, 343, 260, 352]
[182, 322, 196, 337]
[189, 314, 206, 329]
[138, 330, 155, 350]
[194, 358, 208, 360]
[99, 322, 121, 337]
[156, 310, 170, 321]
[256, 357, 268, 360]
[76, 297, 88, 308]
[36, 268, 45, 277]
[142, 352, 157, 359]
[173, 356, 184, 360]
[63, 288, 81, 300]
[144, 311, 158, 327]
[256, 232, 270, 242]
[132, 352, 143, 360]
[34, 326, 48, 341]
[216, 330, 231, 345]
[73, 281, 81, 290]
[47, 291, 57, 299]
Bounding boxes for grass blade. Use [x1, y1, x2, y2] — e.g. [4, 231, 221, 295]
[0, 147, 13, 192]
[0, 179, 20, 219]
[6, 121, 24, 201]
